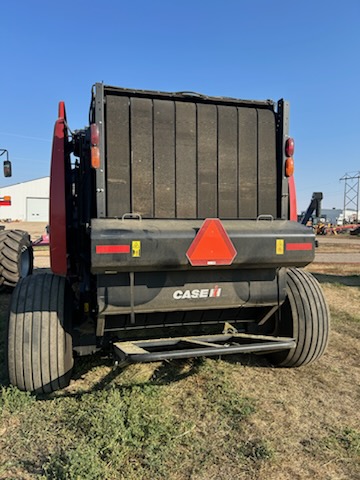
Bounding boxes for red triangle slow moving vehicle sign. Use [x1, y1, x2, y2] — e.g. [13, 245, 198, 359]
[186, 219, 237, 266]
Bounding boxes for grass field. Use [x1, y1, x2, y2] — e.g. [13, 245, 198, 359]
[0, 256, 359, 478]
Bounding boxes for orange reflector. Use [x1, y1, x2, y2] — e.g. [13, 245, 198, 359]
[285, 157, 294, 177]
[186, 219, 237, 266]
[91, 146, 101, 169]
[90, 123, 101, 168]
[4, 196, 11, 201]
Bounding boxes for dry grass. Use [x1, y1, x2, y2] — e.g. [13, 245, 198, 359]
[315, 242, 360, 253]
[307, 262, 360, 276]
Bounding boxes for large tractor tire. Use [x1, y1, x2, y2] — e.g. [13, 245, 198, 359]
[268, 267, 330, 367]
[0, 229, 33, 288]
[7, 273, 73, 393]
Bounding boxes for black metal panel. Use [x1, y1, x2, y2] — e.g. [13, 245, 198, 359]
[175, 102, 197, 218]
[238, 108, 258, 218]
[103, 88, 278, 220]
[94, 83, 106, 217]
[131, 98, 154, 216]
[97, 268, 285, 315]
[91, 218, 315, 273]
[277, 99, 291, 219]
[258, 109, 277, 217]
[218, 105, 238, 218]
[197, 104, 218, 217]
[106, 95, 131, 216]
[153, 100, 175, 217]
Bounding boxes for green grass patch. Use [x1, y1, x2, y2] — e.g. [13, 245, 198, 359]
[41, 384, 188, 479]
[0, 385, 35, 414]
[0, 359, 263, 479]
[324, 427, 360, 456]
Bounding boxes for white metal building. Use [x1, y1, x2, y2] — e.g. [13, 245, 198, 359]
[0, 177, 50, 222]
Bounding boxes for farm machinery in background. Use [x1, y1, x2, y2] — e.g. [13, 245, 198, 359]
[299, 192, 329, 234]
[299, 192, 360, 235]
[0, 149, 33, 288]
[298, 192, 325, 232]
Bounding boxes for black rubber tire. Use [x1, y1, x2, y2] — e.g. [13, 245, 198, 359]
[268, 267, 330, 367]
[0, 230, 5, 286]
[0, 229, 33, 288]
[7, 273, 73, 393]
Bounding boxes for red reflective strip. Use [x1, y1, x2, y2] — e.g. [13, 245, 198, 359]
[0, 200, 11, 206]
[288, 175, 297, 221]
[96, 245, 130, 254]
[286, 243, 313, 251]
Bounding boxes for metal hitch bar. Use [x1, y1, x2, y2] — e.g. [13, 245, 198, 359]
[113, 333, 295, 363]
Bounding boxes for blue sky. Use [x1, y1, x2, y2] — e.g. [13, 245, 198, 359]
[1, 0, 359, 211]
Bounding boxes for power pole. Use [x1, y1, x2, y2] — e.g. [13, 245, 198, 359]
[340, 172, 360, 223]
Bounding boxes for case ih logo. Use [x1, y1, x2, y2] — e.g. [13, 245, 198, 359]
[173, 286, 222, 300]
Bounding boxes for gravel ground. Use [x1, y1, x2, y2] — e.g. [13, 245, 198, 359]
[315, 252, 360, 263]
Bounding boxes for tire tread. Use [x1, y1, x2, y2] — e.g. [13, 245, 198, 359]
[7, 273, 73, 393]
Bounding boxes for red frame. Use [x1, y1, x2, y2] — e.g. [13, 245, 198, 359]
[49, 102, 68, 275]
[288, 175, 298, 222]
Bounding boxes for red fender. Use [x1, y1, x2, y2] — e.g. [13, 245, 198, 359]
[288, 175, 298, 221]
[50, 102, 68, 275]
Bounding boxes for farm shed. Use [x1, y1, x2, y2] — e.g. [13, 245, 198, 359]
[0, 176, 49, 222]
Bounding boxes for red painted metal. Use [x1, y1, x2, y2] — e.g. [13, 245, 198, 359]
[186, 219, 237, 266]
[50, 101, 68, 275]
[288, 175, 297, 221]
[286, 243, 313, 251]
[96, 245, 130, 254]
[285, 138, 295, 157]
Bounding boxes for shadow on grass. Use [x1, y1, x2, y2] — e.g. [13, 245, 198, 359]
[48, 350, 270, 400]
[26, 350, 271, 400]
[311, 273, 360, 286]
[50, 355, 207, 398]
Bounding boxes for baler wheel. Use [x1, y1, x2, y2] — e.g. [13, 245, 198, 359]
[7, 273, 73, 393]
[0, 229, 33, 287]
[268, 267, 330, 367]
